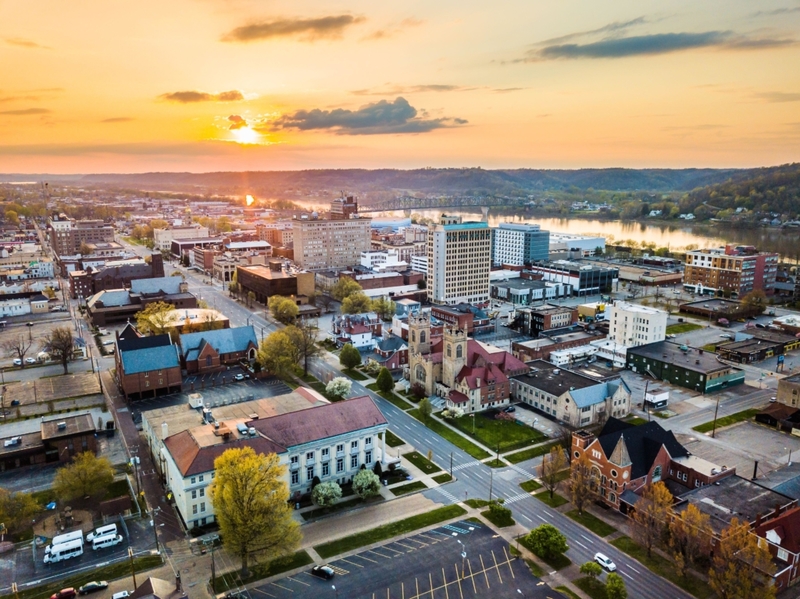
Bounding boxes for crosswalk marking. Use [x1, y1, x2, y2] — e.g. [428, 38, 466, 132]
[509, 464, 532, 478]
[452, 460, 482, 471]
[432, 486, 460, 503]
[504, 492, 533, 505]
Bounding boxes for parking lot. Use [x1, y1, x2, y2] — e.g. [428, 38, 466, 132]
[252, 522, 565, 599]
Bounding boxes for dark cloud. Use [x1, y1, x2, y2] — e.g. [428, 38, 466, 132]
[536, 17, 648, 46]
[228, 115, 247, 130]
[221, 15, 364, 43]
[101, 117, 135, 123]
[271, 97, 467, 135]
[158, 90, 245, 103]
[362, 17, 423, 41]
[524, 31, 796, 61]
[752, 6, 800, 16]
[756, 91, 800, 102]
[0, 108, 51, 115]
[4, 37, 51, 49]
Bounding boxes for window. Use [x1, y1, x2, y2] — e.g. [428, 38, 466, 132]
[337, 458, 344, 473]
[191, 490, 197, 499]
[447, 345, 451, 357]
[290, 455, 299, 465]
[652, 465, 662, 482]
[365, 437, 372, 446]
[351, 455, 358, 469]
[322, 463, 330, 477]
[291, 471, 299, 484]
[206, 355, 212, 367]
[336, 444, 344, 453]
[192, 505, 198, 515]
[199, 488, 205, 497]
[365, 451, 372, 464]
[778, 548, 789, 561]
[199, 474, 204, 482]
[306, 451, 314, 460]
[420, 331, 426, 343]
[307, 466, 314, 481]
[322, 448, 329, 458]
[351, 440, 358, 449]
[610, 469, 618, 478]
[456, 345, 463, 358]
[200, 502, 205, 512]
[415, 365, 426, 383]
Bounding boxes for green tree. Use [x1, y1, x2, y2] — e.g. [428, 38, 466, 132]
[525, 523, 568, 559]
[352, 469, 381, 500]
[285, 320, 321, 376]
[538, 446, 568, 499]
[418, 397, 433, 420]
[709, 517, 775, 599]
[630, 481, 673, 557]
[669, 503, 712, 578]
[341, 292, 372, 314]
[741, 289, 767, 311]
[311, 481, 342, 508]
[53, 452, 114, 500]
[209, 447, 300, 577]
[258, 331, 299, 380]
[269, 295, 299, 325]
[605, 572, 628, 599]
[135, 301, 175, 336]
[579, 561, 603, 579]
[376, 367, 394, 393]
[246, 290, 256, 308]
[0, 488, 41, 532]
[339, 343, 362, 370]
[331, 278, 362, 301]
[325, 377, 351, 399]
[40, 326, 75, 375]
[371, 297, 396, 321]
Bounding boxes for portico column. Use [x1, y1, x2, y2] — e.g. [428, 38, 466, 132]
[382, 430, 387, 464]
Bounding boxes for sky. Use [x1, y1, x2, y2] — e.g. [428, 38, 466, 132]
[1, 0, 799, 173]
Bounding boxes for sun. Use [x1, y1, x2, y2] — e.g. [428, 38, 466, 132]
[231, 126, 260, 144]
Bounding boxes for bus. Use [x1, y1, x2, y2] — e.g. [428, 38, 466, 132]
[46, 530, 84, 554]
[43, 539, 83, 564]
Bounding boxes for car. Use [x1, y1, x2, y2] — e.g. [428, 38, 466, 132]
[25, 357, 37, 364]
[503, 406, 516, 413]
[594, 552, 617, 571]
[756, 323, 767, 329]
[78, 582, 109, 595]
[51, 589, 77, 599]
[748, 316, 757, 320]
[111, 592, 131, 599]
[234, 373, 245, 381]
[771, 397, 777, 403]
[12, 359, 22, 366]
[310, 565, 335, 580]
[666, 334, 676, 339]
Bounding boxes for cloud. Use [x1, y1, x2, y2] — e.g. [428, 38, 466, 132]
[0, 108, 51, 115]
[228, 115, 247, 130]
[270, 97, 467, 135]
[523, 31, 795, 61]
[101, 117, 135, 123]
[158, 90, 245, 103]
[0, 94, 41, 104]
[351, 84, 474, 96]
[362, 17, 424, 41]
[752, 6, 800, 17]
[492, 87, 525, 93]
[755, 91, 800, 102]
[221, 15, 364, 43]
[535, 17, 648, 47]
[4, 37, 51, 49]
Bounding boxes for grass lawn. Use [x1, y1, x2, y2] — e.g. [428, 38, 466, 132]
[520, 479, 542, 493]
[481, 508, 515, 528]
[692, 408, 760, 433]
[666, 322, 704, 334]
[366, 383, 413, 410]
[565, 509, 616, 537]
[702, 343, 718, 352]
[555, 586, 581, 599]
[484, 458, 507, 468]
[212, 550, 314, 591]
[519, 536, 572, 571]
[432, 473, 452, 484]
[344, 368, 369, 381]
[464, 499, 490, 509]
[306, 379, 345, 403]
[384, 430, 406, 447]
[449, 412, 547, 453]
[624, 416, 648, 426]
[506, 441, 562, 464]
[574, 577, 608, 599]
[314, 504, 467, 559]
[407, 409, 492, 460]
[611, 536, 714, 599]
[301, 497, 367, 521]
[534, 490, 569, 508]
[390, 481, 428, 496]
[403, 451, 442, 474]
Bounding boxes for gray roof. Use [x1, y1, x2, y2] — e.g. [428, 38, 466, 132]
[569, 379, 629, 408]
[121, 343, 180, 375]
[377, 335, 406, 352]
[131, 276, 182, 295]
[513, 360, 596, 396]
[628, 341, 732, 375]
[87, 289, 131, 308]
[179, 326, 258, 358]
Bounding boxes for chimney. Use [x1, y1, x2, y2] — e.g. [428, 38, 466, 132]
[162, 422, 168, 439]
[753, 460, 759, 480]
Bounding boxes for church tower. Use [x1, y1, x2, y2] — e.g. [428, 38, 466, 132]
[408, 311, 432, 356]
[442, 326, 468, 389]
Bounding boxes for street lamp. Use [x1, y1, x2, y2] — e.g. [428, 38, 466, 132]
[331, 585, 338, 599]
[457, 539, 467, 579]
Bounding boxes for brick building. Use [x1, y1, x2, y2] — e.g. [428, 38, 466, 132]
[178, 326, 259, 374]
[236, 261, 314, 304]
[115, 326, 183, 400]
[684, 245, 779, 297]
[0, 414, 98, 472]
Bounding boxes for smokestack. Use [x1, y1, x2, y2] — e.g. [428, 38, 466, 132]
[753, 460, 759, 480]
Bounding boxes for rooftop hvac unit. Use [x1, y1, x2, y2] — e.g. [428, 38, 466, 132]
[57, 422, 67, 430]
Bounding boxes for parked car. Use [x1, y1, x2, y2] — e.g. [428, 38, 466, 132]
[594, 552, 617, 571]
[234, 373, 245, 381]
[771, 397, 777, 403]
[25, 357, 37, 364]
[12, 359, 22, 366]
[51, 589, 77, 599]
[502, 406, 516, 413]
[78, 582, 108, 595]
[310, 565, 335, 580]
[111, 592, 131, 599]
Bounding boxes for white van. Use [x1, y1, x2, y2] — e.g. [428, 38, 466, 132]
[46, 530, 84, 553]
[86, 523, 117, 542]
[92, 533, 123, 550]
[44, 539, 84, 563]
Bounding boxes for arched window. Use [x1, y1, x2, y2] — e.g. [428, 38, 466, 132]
[456, 345, 463, 358]
[447, 345, 451, 357]
[420, 331, 426, 343]
[415, 365, 426, 383]
[411, 331, 416, 343]
[652, 465, 662, 482]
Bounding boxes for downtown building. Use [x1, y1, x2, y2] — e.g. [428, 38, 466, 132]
[683, 245, 779, 297]
[292, 198, 371, 271]
[47, 214, 115, 257]
[427, 215, 492, 306]
[492, 223, 550, 267]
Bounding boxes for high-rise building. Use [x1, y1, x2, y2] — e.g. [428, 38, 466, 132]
[492, 223, 550, 266]
[329, 196, 359, 220]
[608, 301, 667, 347]
[427, 216, 491, 305]
[153, 225, 209, 251]
[684, 245, 779, 297]
[292, 199, 371, 270]
[47, 214, 115, 256]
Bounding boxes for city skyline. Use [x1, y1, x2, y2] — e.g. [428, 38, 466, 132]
[1, 0, 799, 173]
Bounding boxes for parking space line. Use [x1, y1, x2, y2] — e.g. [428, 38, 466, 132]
[479, 554, 490, 589]
[455, 564, 463, 599]
[405, 537, 429, 548]
[442, 567, 450, 599]
[328, 565, 350, 575]
[285, 576, 309, 586]
[269, 581, 294, 592]
[429, 572, 434, 598]
[350, 553, 379, 564]
[250, 587, 275, 597]
[335, 558, 362, 569]
[467, 559, 477, 594]
[502, 546, 515, 579]
[368, 548, 394, 559]
[394, 540, 418, 552]
[381, 544, 405, 555]
[419, 533, 442, 542]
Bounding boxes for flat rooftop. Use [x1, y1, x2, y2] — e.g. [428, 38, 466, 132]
[541, 328, 599, 344]
[238, 265, 293, 279]
[41, 413, 95, 440]
[629, 341, 732, 374]
[681, 298, 743, 311]
[515, 338, 556, 350]
[513, 360, 597, 395]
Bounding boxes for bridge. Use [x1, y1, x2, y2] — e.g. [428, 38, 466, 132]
[357, 195, 525, 214]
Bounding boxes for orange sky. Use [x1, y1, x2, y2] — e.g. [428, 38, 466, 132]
[1, 0, 799, 173]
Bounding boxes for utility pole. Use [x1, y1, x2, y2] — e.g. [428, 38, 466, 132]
[489, 469, 494, 503]
[711, 395, 721, 439]
[643, 379, 650, 421]
[450, 452, 453, 478]
[128, 547, 137, 590]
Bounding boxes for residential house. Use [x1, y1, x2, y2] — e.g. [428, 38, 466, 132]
[331, 313, 382, 350]
[365, 336, 408, 371]
[179, 326, 258, 374]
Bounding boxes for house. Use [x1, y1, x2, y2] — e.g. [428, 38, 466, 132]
[365, 335, 408, 371]
[331, 313, 382, 350]
[755, 403, 800, 433]
[0, 413, 98, 472]
[755, 506, 800, 590]
[116, 324, 183, 400]
[777, 373, 800, 408]
[161, 395, 387, 529]
[572, 417, 735, 513]
[85, 276, 197, 326]
[178, 326, 258, 374]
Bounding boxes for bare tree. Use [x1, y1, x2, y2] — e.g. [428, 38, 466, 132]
[568, 453, 596, 515]
[285, 319, 322, 376]
[41, 326, 74, 374]
[2, 335, 32, 368]
[538, 446, 568, 499]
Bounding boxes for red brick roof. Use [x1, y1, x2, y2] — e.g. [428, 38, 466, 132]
[756, 506, 800, 554]
[164, 430, 285, 477]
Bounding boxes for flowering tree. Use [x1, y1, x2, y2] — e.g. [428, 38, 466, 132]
[326, 377, 352, 399]
[311, 482, 342, 508]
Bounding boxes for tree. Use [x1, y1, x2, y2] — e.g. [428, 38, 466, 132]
[630, 481, 673, 557]
[742, 289, 767, 311]
[410, 383, 426, 400]
[149, 219, 168, 230]
[371, 297, 396, 321]
[525, 523, 568, 559]
[538, 446, 568, 499]
[135, 301, 175, 336]
[315, 289, 335, 314]
[373, 460, 383, 476]
[568, 453, 595, 515]
[709, 517, 775, 599]
[376, 367, 394, 393]
[269, 295, 299, 325]
[341, 292, 372, 315]
[2, 335, 32, 368]
[339, 343, 362, 370]
[258, 331, 299, 380]
[352, 469, 381, 500]
[311, 481, 342, 508]
[79, 242, 93, 255]
[326, 377, 351, 399]
[285, 320, 321, 376]
[418, 397, 433, 420]
[331, 277, 362, 301]
[669, 503, 712, 578]
[246, 290, 256, 309]
[53, 452, 114, 499]
[579, 561, 603, 579]
[0, 488, 41, 532]
[40, 326, 74, 375]
[605, 573, 628, 599]
[210, 447, 300, 577]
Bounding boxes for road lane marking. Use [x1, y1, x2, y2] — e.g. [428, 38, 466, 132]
[519, 514, 533, 523]
[627, 565, 640, 574]
[573, 540, 588, 550]
[581, 535, 593, 543]
[534, 513, 547, 522]
[621, 571, 634, 580]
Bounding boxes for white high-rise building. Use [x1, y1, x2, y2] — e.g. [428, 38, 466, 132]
[608, 301, 668, 347]
[427, 216, 491, 305]
[492, 223, 550, 266]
